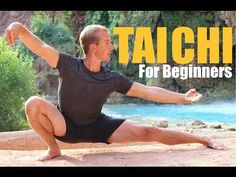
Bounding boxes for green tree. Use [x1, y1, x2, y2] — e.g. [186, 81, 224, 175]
[85, 11, 109, 26]
[15, 11, 77, 61]
[0, 37, 37, 131]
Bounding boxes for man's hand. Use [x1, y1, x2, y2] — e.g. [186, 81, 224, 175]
[4, 22, 22, 45]
[184, 88, 203, 103]
[3, 22, 59, 68]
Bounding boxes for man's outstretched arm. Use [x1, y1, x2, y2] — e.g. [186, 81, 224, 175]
[4, 22, 59, 68]
[126, 82, 203, 104]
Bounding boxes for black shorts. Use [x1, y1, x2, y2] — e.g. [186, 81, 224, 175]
[55, 109, 126, 144]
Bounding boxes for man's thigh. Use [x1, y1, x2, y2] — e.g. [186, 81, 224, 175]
[107, 120, 148, 143]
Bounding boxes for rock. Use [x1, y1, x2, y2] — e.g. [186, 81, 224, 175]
[191, 120, 206, 126]
[210, 124, 222, 129]
[226, 127, 236, 131]
[176, 123, 187, 127]
[152, 119, 168, 128]
[197, 124, 208, 129]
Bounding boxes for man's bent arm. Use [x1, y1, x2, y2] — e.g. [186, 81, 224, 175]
[126, 82, 196, 104]
[4, 22, 59, 68]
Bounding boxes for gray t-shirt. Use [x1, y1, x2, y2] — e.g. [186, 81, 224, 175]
[56, 53, 134, 125]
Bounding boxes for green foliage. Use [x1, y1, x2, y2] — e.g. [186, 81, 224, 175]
[129, 11, 161, 30]
[15, 11, 77, 61]
[108, 11, 125, 29]
[58, 11, 73, 28]
[0, 37, 37, 131]
[85, 11, 109, 26]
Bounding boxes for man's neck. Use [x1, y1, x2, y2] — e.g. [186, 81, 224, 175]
[83, 55, 101, 73]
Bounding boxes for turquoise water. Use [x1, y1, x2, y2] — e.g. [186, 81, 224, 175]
[102, 100, 236, 124]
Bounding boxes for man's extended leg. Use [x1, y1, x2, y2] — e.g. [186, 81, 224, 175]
[25, 96, 66, 161]
[108, 120, 226, 150]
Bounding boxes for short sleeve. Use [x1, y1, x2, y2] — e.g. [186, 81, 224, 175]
[114, 72, 134, 95]
[55, 53, 77, 76]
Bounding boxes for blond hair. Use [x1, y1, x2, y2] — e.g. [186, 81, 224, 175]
[79, 25, 109, 54]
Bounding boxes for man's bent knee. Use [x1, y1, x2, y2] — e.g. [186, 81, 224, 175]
[25, 96, 44, 116]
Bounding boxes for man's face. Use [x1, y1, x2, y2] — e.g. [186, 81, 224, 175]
[93, 30, 113, 62]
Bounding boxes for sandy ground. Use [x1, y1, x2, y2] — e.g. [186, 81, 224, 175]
[0, 129, 236, 166]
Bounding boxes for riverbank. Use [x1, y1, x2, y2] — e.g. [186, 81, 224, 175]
[1, 128, 236, 166]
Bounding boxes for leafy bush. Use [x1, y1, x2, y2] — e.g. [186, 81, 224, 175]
[85, 11, 109, 27]
[15, 11, 77, 61]
[0, 37, 37, 131]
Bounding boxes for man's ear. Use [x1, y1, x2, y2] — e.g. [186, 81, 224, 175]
[90, 44, 97, 52]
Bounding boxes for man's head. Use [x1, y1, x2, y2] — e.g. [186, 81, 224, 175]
[79, 25, 113, 62]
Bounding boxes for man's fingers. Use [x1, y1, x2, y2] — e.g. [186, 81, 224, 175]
[191, 88, 196, 93]
[5, 29, 18, 46]
[193, 93, 203, 102]
[197, 93, 203, 100]
[6, 31, 13, 45]
[11, 35, 16, 45]
[9, 31, 15, 45]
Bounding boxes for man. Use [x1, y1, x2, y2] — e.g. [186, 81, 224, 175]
[4, 22, 225, 161]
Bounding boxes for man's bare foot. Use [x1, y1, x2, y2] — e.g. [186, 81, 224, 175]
[204, 137, 227, 150]
[38, 147, 61, 161]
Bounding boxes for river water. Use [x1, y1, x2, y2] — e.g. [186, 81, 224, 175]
[102, 100, 236, 125]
